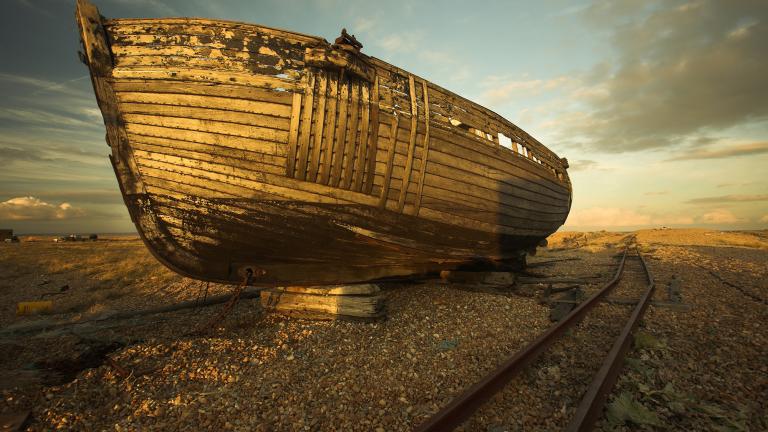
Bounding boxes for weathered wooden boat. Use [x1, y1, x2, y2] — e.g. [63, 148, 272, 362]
[76, 0, 572, 286]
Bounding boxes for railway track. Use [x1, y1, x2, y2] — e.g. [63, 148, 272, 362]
[415, 245, 656, 431]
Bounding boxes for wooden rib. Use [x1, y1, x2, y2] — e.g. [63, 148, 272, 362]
[378, 115, 400, 209]
[364, 76, 380, 194]
[308, 72, 328, 181]
[330, 81, 350, 186]
[397, 75, 419, 212]
[295, 72, 315, 180]
[341, 83, 361, 190]
[319, 73, 339, 184]
[413, 80, 431, 215]
[353, 84, 371, 192]
[285, 92, 302, 177]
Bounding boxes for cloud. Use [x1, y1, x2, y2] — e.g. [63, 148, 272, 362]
[644, 191, 668, 196]
[700, 209, 741, 224]
[568, 159, 599, 171]
[667, 141, 768, 161]
[0, 196, 85, 221]
[685, 194, 768, 204]
[565, 207, 651, 227]
[760, 215, 768, 223]
[558, 1, 768, 152]
[481, 76, 576, 105]
[377, 31, 422, 53]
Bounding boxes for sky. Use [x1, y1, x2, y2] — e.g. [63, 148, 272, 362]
[0, 0, 766, 233]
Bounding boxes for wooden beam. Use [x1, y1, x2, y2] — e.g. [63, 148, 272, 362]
[295, 72, 315, 180]
[307, 72, 328, 181]
[319, 72, 339, 184]
[341, 83, 361, 189]
[353, 84, 370, 192]
[378, 115, 399, 209]
[397, 75, 419, 212]
[364, 75, 380, 194]
[413, 80, 431, 215]
[330, 81, 350, 186]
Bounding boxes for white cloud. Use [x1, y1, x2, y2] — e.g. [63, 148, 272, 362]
[481, 76, 577, 105]
[760, 214, 768, 223]
[565, 206, 698, 228]
[0, 196, 85, 221]
[700, 209, 741, 224]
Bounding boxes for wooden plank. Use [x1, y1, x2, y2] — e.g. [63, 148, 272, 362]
[131, 141, 286, 176]
[308, 72, 328, 181]
[115, 91, 291, 117]
[353, 84, 371, 192]
[121, 113, 288, 143]
[260, 290, 385, 318]
[378, 115, 400, 209]
[106, 19, 322, 45]
[127, 132, 285, 167]
[295, 72, 315, 180]
[413, 80, 431, 215]
[111, 68, 300, 91]
[397, 75, 419, 213]
[330, 81, 350, 186]
[364, 76, 380, 194]
[341, 83, 361, 189]
[285, 92, 303, 177]
[319, 73, 339, 184]
[111, 79, 293, 105]
[124, 123, 286, 157]
[119, 102, 291, 130]
[136, 156, 380, 205]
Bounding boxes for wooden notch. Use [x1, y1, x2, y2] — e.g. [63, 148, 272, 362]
[308, 72, 328, 181]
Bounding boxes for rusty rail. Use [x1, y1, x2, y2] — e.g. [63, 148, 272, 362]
[415, 247, 654, 432]
[414, 247, 632, 432]
[565, 249, 655, 431]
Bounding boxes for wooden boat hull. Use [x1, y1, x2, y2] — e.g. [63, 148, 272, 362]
[77, 0, 572, 286]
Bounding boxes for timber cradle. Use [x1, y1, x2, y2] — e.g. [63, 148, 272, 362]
[76, 0, 572, 286]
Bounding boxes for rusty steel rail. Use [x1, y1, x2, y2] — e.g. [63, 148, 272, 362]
[414, 247, 632, 432]
[565, 249, 655, 431]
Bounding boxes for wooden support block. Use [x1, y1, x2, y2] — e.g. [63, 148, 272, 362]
[260, 284, 385, 320]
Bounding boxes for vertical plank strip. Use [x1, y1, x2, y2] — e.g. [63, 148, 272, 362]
[352, 85, 370, 192]
[341, 83, 361, 189]
[319, 72, 339, 184]
[308, 72, 328, 181]
[413, 80, 431, 215]
[285, 91, 303, 177]
[330, 81, 350, 186]
[397, 75, 419, 212]
[295, 72, 316, 181]
[364, 75, 380, 194]
[378, 115, 399, 209]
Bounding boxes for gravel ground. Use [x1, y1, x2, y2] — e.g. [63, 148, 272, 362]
[1, 229, 766, 431]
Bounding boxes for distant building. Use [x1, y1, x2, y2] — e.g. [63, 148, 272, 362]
[0, 229, 12, 241]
